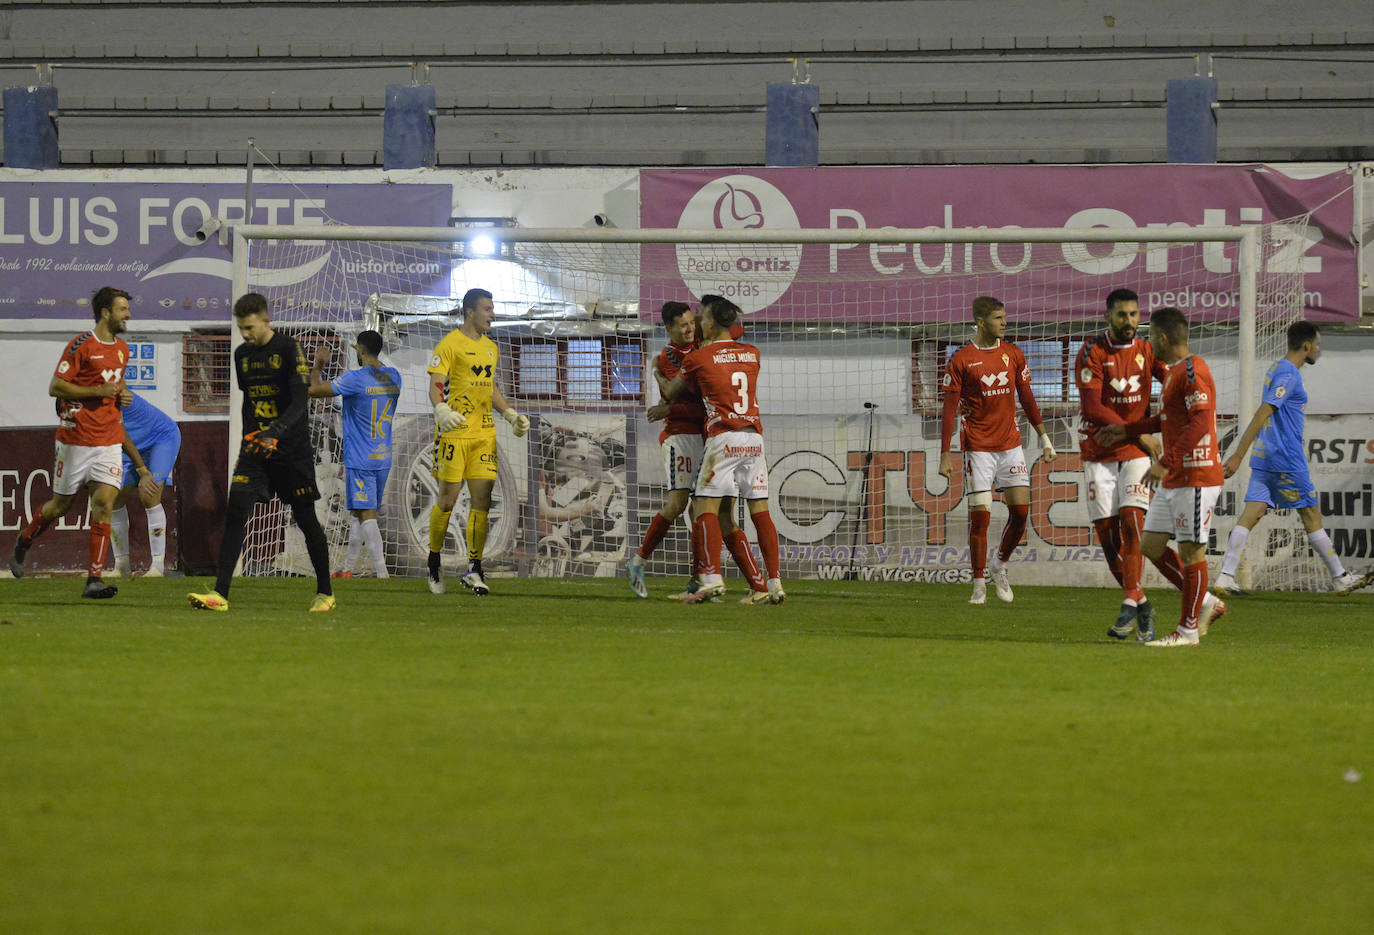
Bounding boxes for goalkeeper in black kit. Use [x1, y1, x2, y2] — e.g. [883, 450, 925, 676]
[188, 293, 335, 612]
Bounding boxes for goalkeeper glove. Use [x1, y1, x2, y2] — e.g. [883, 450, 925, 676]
[1040, 434, 1057, 459]
[433, 402, 466, 434]
[503, 408, 531, 438]
[242, 429, 278, 458]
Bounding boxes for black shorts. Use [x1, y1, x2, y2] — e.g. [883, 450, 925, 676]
[230, 453, 319, 504]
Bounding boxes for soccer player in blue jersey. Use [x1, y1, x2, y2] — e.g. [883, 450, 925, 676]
[1213, 321, 1372, 596]
[309, 331, 402, 579]
[109, 393, 181, 577]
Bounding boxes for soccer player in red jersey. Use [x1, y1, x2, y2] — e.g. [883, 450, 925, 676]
[10, 286, 143, 599]
[1098, 307, 1227, 647]
[635, 299, 769, 603]
[657, 297, 784, 605]
[1075, 288, 1170, 640]
[939, 296, 1055, 605]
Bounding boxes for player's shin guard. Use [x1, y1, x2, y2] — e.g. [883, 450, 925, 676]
[428, 505, 453, 553]
[1182, 560, 1208, 631]
[637, 512, 672, 561]
[361, 518, 388, 577]
[748, 509, 782, 580]
[110, 505, 131, 566]
[724, 528, 765, 591]
[969, 509, 991, 578]
[344, 515, 364, 574]
[1118, 507, 1145, 602]
[692, 512, 724, 579]
[1092, 516, 1124, 587]
[18, 509, 55, 547]
[997, 502, 1029, 563]
[145, 503, 166, 570]
[214, 489, 257, 597]
[1219, 524, 1249, 578]
[466, 509, 489, 565]
[1308, 528, 1346, 578]
[88, 520, 111, 579]
[291, 498, 332, 597]
[1150, 547, 1186, 590]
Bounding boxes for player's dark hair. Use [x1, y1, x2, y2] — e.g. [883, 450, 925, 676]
[357, 330, 384, 356]
[91, 286, 131, 323]
[461, 288, 493, 315]
[971, 296, 1004, 320]
[699, 293, 723, 307]
[704, 297, 741, 328]
[1287, 320, 1319, 350]
[1106, 288, 1139, 310]
[660, 301, 691, 328]
[233, 292, 269, 320]
[1148, 306, 1188, 344]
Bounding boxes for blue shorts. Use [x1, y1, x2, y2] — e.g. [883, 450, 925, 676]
[345, 465, 390, 511]
[122, 434, 180, 488]
[1245, 466, 1317, 510]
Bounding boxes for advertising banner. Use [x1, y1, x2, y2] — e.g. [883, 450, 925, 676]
[639, 166, 1358, 323]
[0, 182, 452, 321]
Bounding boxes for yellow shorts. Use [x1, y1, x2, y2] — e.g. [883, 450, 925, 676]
[433, 433, 498, 484]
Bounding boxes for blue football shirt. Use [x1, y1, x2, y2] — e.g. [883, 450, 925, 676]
[331, 365, 402, 469]
[122, 393, 179, 449]
[1250, 358, 1308, 473]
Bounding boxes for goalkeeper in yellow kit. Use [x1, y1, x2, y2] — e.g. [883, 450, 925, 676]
[425, 287, 530, 595]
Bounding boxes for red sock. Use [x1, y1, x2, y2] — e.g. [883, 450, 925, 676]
[88, 521, 111, 579]
[637, 512, 672, 561]
[1093, 517, 1124, 587]
[1181, 560, 1207, 631]
[997, 502, 1030, 563]
[748, 509, 781, 580]
[969, 509, 991, 577]
[1118, 507, 1145, 602]
[1151, 547, 1186, 590]
[724, 529, 765, 591]
[692, 513, 723, 578]
[20, 510, 54, 545]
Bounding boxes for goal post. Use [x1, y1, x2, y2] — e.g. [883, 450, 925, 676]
[227, 221, 1319, 590]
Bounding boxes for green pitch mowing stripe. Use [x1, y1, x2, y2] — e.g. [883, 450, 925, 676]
[2, 578, 1371, 934]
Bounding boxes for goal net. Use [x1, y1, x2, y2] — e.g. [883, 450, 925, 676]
[230, 222, 1325, 591]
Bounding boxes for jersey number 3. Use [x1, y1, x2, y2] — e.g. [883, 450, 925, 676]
[730, 372, 750, 415]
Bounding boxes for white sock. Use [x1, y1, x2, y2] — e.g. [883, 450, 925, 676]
[1219, 525, 1249, 578]
[344, 516, 364, 573]
[361, 518, 388, 578]
[1308, 529, 1345, 578]
[110, 505, 131, 569]
[145, 503, 166, 570]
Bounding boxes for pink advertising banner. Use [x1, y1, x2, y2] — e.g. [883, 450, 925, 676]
[638, 165, 1357, 323]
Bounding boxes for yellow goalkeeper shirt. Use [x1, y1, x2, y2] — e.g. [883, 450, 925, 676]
[427, 327, 499, 439]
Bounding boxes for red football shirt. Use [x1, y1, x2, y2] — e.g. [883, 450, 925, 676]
[1074, 333, 1170, 462]
[679, 340, 762, 438]
[940, 340, 1043, 453]
[53, 331, 129, 446]
[655, 340, 706, 444]
[1139, 355, 1223, 489]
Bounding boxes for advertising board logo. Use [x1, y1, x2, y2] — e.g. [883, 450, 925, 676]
[675, 174, 802, 314]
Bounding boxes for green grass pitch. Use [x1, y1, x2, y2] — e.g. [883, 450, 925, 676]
[3, 575, 1372, 934]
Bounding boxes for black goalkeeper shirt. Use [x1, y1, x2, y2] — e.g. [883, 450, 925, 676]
[233, 331, 312, 461]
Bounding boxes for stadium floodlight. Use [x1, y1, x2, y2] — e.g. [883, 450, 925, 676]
[230, 222, 1318, 591]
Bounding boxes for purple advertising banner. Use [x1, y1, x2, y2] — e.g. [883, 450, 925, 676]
[638, 166, 1357, 323]
[0, 182, 452, 320]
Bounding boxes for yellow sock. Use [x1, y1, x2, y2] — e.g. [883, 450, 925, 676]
[466, 509, 489, 563]
[428, 505, 453, 553]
